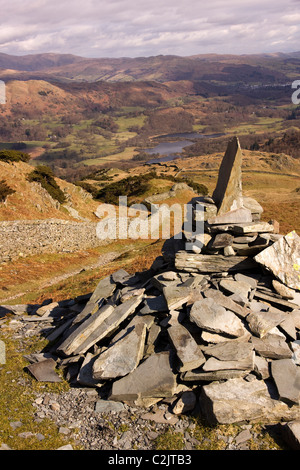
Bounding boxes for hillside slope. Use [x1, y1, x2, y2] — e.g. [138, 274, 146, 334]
[0, 160, 100, 221]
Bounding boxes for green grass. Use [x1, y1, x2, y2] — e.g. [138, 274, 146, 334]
[226, 117, 283, 135]
[0, 332, 81, 450]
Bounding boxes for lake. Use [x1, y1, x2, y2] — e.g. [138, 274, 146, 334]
[143, 132, 224, 164]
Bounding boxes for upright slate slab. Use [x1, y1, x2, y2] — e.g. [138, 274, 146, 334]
[212, 136, 243, 215]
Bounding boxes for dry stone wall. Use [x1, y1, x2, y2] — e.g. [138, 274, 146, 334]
[0, 219, 107, 263]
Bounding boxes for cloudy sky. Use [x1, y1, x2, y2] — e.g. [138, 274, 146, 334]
[0, 0, 300, 58]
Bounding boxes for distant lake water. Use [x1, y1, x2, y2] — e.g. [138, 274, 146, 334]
[143, 132, 224, 164]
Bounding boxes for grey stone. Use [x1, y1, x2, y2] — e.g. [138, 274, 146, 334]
[59, 293, 144, 356]
[139, 295, 168, 314]
[112, 314, 154, 343]
[235, 429, 252, 445]
[224, 245, 236, 256]
[162, 285, 191, 310]
[77, 353, 104, 387]
[232, 222, 274, 234]
[109, 352, 177, 402]
[73, 274, 116, 324]
[219, 278, 251, 299]
[271, 359, 300, 405]
[242, 196, 263, 220]
[202, 352, 254, 372]
[92, 323, 147, 380]
[291, 309, 300, 329]
[175, 251, 256, 273]
[190, 297, 248, 338]
[181, 369, 248, 382]
[204, 288, 250, 319]
[56, 444, 74, 450]
[272, 280, 295, 299]
[27, 358, 62, 382]
[212, 136, 243, 215]
[151, 273, 180, 291]
[251, 332, 293, 359]
[203, 340, 254, 362]
[254, 231, 300, 290]
[254, 355, 270, 379]
[254, 290, 298, 311]
[167, 323, 206, 372]
[140, 409, 178, 425]
[95, 399, 125, 413]
[161, 271, 179, 281]
[279, 314, 297, 340]
[193, 200, 218, 222]
[210, 233, 234, 249]
[234, 273, 258, 289]
[111, 269, 131, 284]
[57, 304, 115, 356]
[207, 207, 252, 225]
[246, 309, 288, 338]
[200, 377, 300, 425]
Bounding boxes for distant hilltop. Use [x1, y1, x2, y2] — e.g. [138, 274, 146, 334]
[0, 51, 298, 83]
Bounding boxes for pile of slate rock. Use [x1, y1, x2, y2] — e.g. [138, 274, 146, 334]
[23, 137, 300, 427]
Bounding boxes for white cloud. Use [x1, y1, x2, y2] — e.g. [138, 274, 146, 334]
[0, 0, 299, 57]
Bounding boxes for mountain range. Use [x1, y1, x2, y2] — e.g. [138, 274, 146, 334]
[0, 51, 299, 83]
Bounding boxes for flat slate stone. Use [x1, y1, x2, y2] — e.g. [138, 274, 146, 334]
[200, 377, 300, 425]
[207, 207, 252, 225]
[219, 278, 251, 299]
[168, 323, 206, 372]
[202, 354, 255, 372]
[272, 280, 295, 299]
[139, 295, 168, 314]
[246, 309, 288, 338]
[232, 222, 274, 234]
[203, 288, 250, 318]
[202, 340, 254, 362]
[271, 359, 300, 405]
[251, 332, 293, 359]
[254, 231, 300, 290]
[74, 294, 144, 355]
[73, 275, 116, 324]
[57, 304, 115, 356]
[27, 358, 62, 383]
[210, 232, 234, 249]
[175, 251, 256, 273]
[109, 351, 177, 402]
[181, 369, 248, 382]
[92, 323, 147, 380]
[162, 285, 191, 310]
[190, 297, 248, 338]
[254, 290, 298, 310]
[111, 269, 131, 284]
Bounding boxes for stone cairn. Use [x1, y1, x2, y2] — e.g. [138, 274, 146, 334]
[20, 137, 300, 426]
